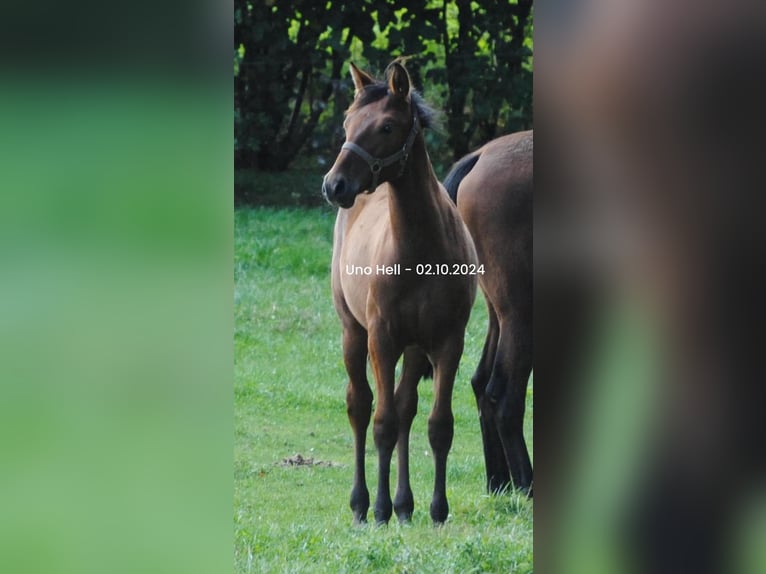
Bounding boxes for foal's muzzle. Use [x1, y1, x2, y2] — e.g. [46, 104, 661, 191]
[322, 173, 357, 208]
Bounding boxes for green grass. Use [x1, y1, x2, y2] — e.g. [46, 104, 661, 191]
[235, 206, 533, 573]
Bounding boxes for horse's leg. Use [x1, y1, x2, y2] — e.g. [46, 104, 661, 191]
[488, 315, 533, 494]
[343, 321, 373, 523]
[393, 347, 430, 523]
[428, 338, 463, 524]
[368, 327, 401, 525]
[471, 300, 511, 493]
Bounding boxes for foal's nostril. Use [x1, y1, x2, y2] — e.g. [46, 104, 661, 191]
[322, 175, 338, 197]
[332, 178, 346, 197]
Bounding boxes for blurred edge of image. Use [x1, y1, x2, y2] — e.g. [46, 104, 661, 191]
[2, 0, 766, 573]
[0, 2, 233, 574]
[535, 1, 766, 573]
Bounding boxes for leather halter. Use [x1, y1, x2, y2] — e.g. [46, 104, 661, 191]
[341, 113, 420, 192]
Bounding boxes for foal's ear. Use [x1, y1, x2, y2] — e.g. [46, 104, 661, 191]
[349, 62, 374, 96]
[387, 62, 411, 101]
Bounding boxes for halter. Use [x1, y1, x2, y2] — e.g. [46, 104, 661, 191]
[341, 113, 420, 192]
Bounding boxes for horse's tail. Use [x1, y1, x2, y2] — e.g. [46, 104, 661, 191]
[443, 150, 481, 204]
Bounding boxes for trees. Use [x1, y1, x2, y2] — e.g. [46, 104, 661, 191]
[441, 0, 533, 159]
[234, 0, 357, 170]
[234, 0, 533, 173]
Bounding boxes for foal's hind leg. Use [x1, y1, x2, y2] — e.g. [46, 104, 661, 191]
[343, 321, 373, 523]
[472, 301, 512, 493]
[488, 316, 533, 493]
[393, 347, 431, 523]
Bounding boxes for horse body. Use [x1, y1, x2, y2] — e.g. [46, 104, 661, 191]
[323, 61, 477, 525]
[444, 130, 533, 494]
[334, 190, 474, 340]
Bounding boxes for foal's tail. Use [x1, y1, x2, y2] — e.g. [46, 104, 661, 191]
[443, 150, 481, 204]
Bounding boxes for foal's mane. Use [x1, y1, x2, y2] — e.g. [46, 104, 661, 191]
[346, 76, 438, 130]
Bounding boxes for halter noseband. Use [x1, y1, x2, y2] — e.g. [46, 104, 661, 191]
[341, 114, 420, 192]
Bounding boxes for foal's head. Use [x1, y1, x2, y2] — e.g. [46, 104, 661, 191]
[322, 61, 434, 208]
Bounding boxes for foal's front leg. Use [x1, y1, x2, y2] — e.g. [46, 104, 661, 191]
[343, 322, 373, 523]
[429, 338, 464, 524]
[368, 327, 401, 525]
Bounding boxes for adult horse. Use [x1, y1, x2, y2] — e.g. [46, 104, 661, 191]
[443, 131, 533, 495]
[322, 61, 478, 525]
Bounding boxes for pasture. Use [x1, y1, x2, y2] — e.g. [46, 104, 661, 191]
[234, 207, 533, 572]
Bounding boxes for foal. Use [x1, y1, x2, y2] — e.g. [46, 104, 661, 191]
[322, 61, 477, 524]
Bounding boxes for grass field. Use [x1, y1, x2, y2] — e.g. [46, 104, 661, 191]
[234, 207, 533, 573]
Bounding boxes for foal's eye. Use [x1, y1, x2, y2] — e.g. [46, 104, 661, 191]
[382, 124, 392, 134]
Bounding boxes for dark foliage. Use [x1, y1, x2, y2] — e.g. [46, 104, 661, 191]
[234, 0, 533, 200]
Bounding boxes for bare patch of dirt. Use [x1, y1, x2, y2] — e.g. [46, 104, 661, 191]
[277, 453, 342, 468]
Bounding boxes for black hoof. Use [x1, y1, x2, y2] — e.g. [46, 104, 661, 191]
[396, 511, 413, 524]
[350, 486, 370, 523]
[374, 499, 392, 525]
[488, 475, 511, 495]
[523, 483, 533, 499]
[393, 489, 414, 524]
[352, 511, 368, 525]
[429, 497, 449, 524]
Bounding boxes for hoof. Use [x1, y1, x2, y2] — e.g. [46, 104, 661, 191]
[429, 497, 449, 524]
[523, 483, 533, 499]
[393, 488, 414, 524]
[396, 511, 413, 524]
[352, 511, 368, 525]
[350, 485, 370, 523]
[374, 499, 393, 525]
[488, 476, 512, 495]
